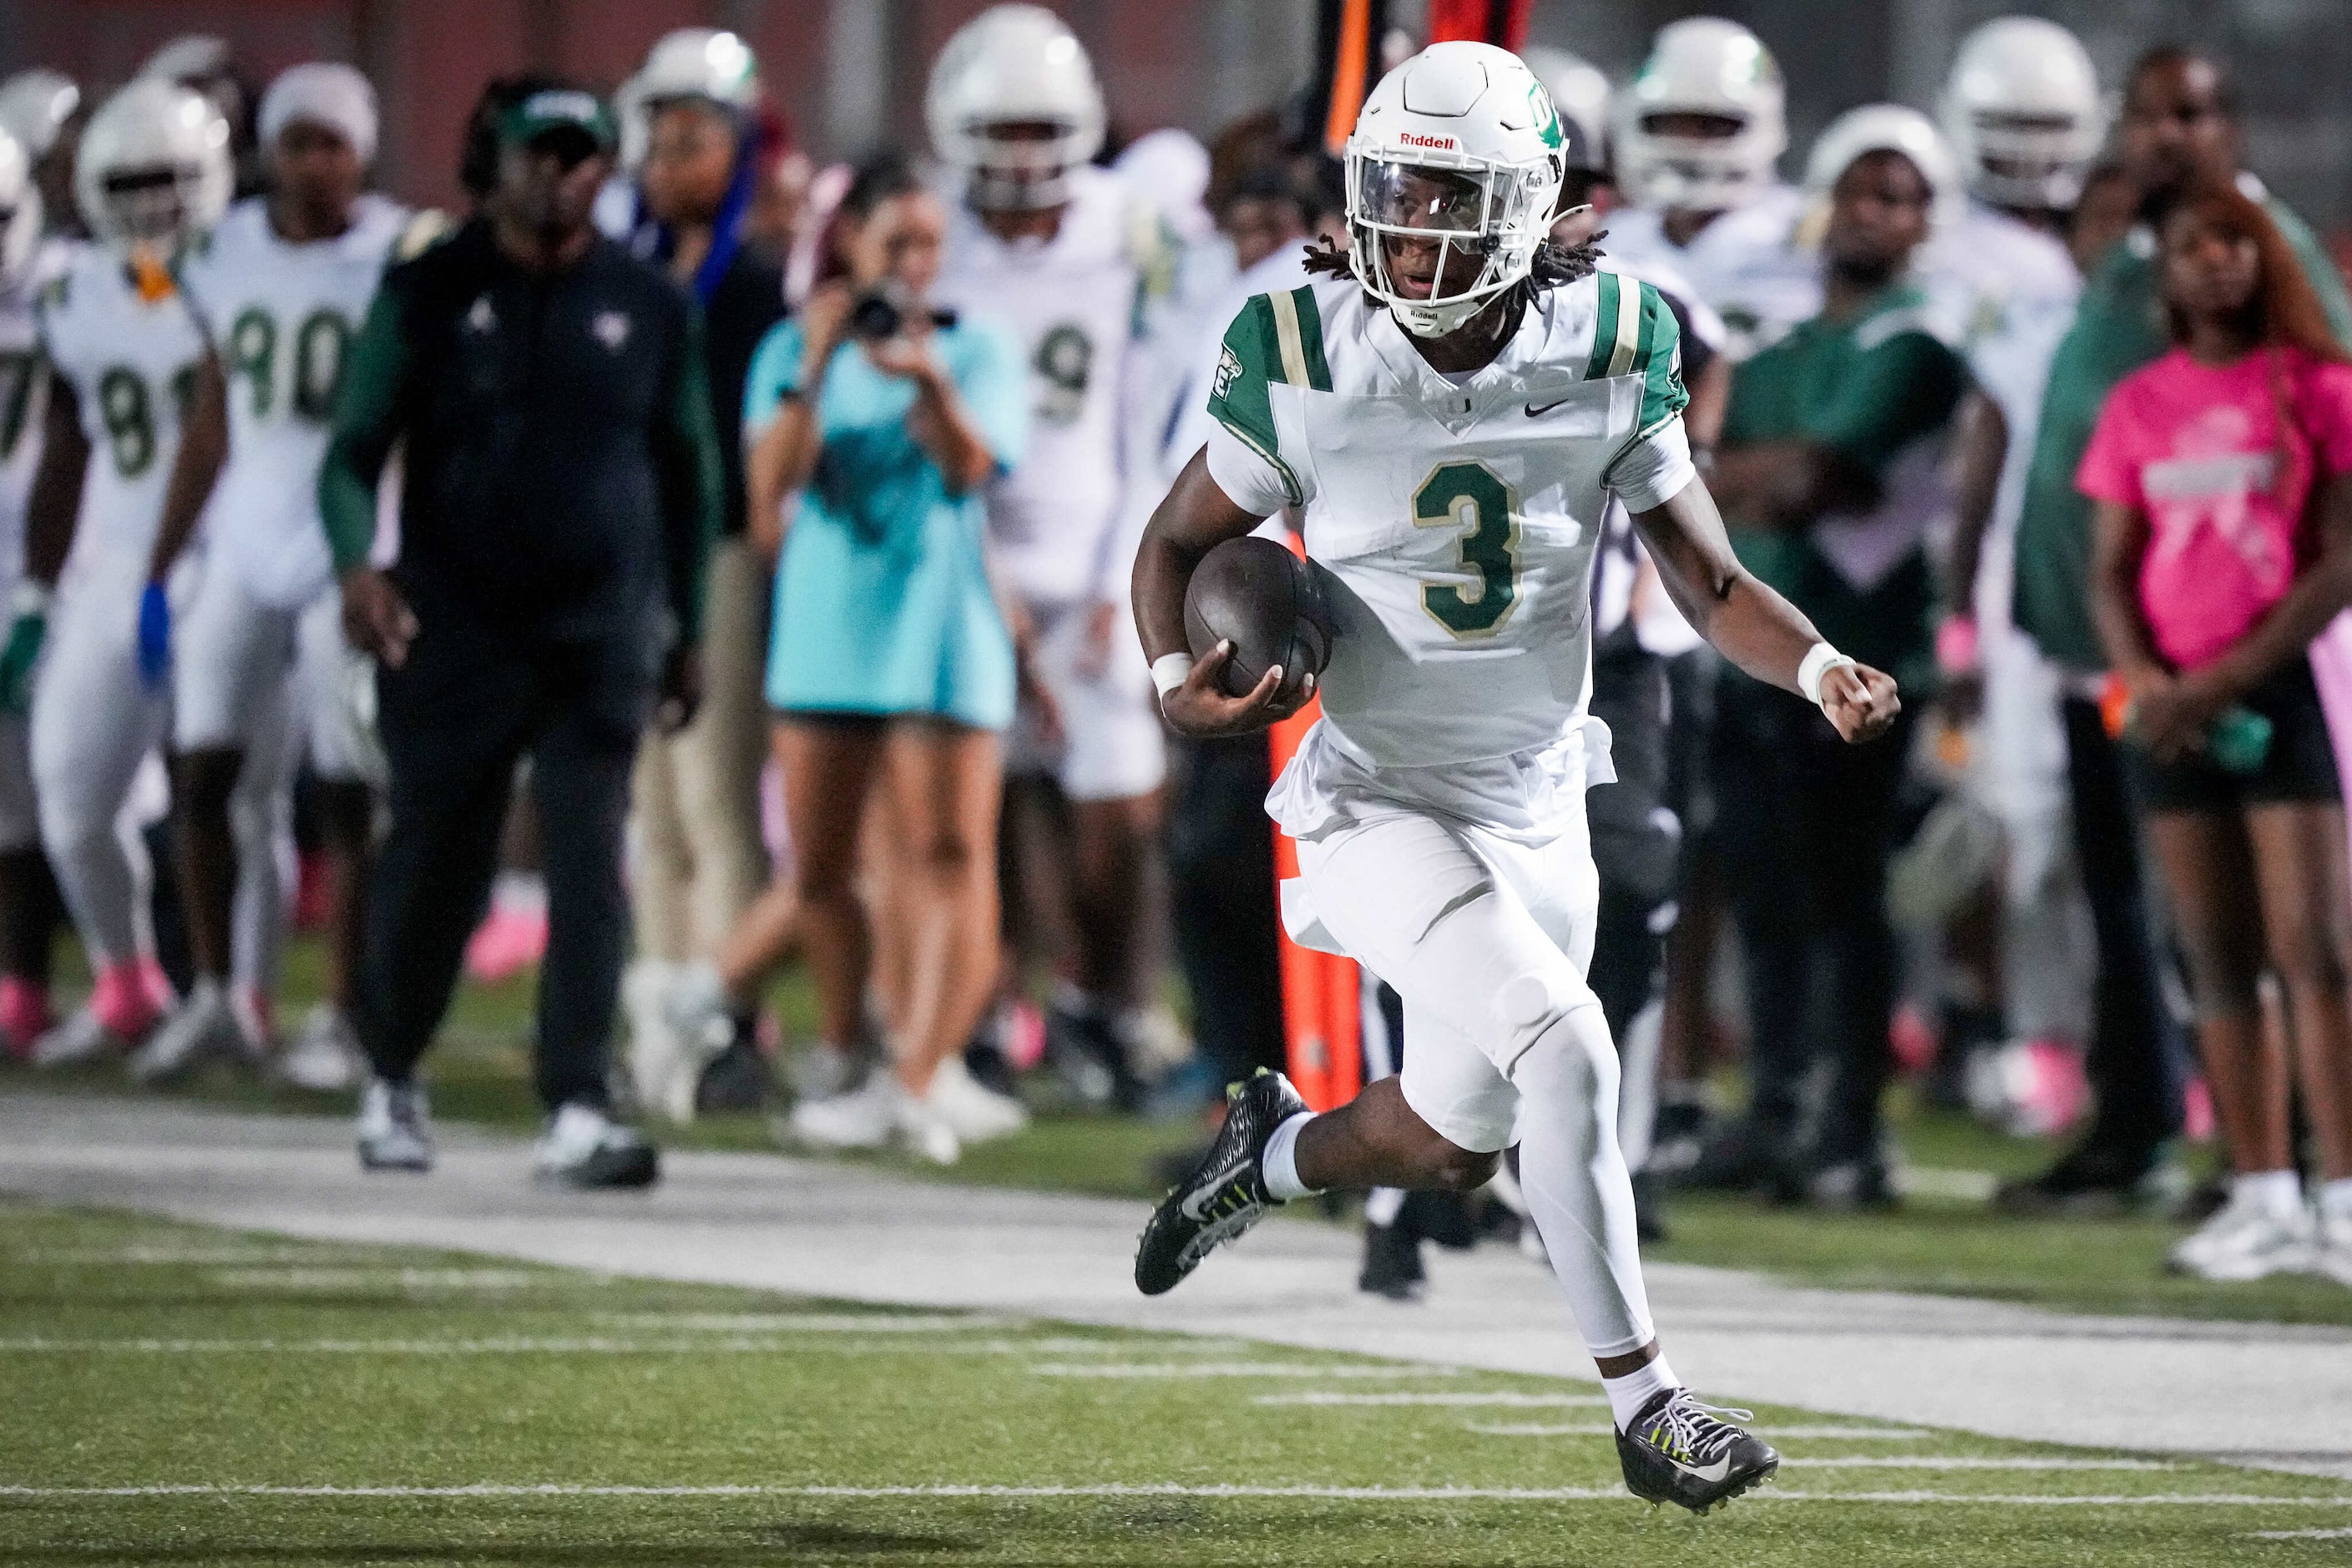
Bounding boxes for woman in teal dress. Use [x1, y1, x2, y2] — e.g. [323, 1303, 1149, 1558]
[702, 153, 1028, 1162]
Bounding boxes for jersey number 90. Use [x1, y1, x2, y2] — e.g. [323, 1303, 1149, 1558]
[229, 307, 355, 423]
[1413, 460, 1522, 639]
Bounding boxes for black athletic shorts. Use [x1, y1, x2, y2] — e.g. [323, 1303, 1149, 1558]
[2127, 655, 2342, 815]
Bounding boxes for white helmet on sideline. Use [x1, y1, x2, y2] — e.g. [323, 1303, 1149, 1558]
[1518, 46, 1610, 174]
[0, 70, 80, 162]
[1345, 40, 1567, 338]
[1616, 17, 1786, 213]
[1940, 16, 2104, 211]
[73, 78, 231, 255]
[1804, 104, 1964, 235]
[618, 28, 759, 171]
[0, 131, 40, 293]
[925, 4, 1105, 212]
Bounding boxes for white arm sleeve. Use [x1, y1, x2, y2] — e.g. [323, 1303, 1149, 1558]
[1606, 414, 1697, 514]
[1204, 419, 1291, 519]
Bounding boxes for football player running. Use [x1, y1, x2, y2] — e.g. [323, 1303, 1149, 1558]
[17, 80, 231, 1068]
[138, 63, 422, 1090]
[0, 127, 65, 1056]
[1601, 18, 1819, 362]
[1130, 43, 1898, 1513]
[927, 6, 1171, 1110]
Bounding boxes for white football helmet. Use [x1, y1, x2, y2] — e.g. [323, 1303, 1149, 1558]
[1345, 41, 1567, 338]
[1804, 104, 1964, 235]
[1940, 16, 2104, 211]
[1518, 47, 1610, 174]
[617, 28, 760, 170]
[0, 130, 40, 294]
[73, 78, 232, 256]
[1617, 18, 1787, 213]
[0, 70, 80, 162]
[926, 3, 1105, 212]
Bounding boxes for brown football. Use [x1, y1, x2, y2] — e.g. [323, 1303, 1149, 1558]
[1181, 535, 1333, 704]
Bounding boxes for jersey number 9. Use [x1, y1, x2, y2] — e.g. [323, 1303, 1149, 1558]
[1414, 460, 1522, 639]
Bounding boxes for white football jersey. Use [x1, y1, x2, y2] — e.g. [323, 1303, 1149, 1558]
[36, 245, 211, 582]
[1203, 274, 1694, 776]
[1600, 185, 1820, 362]
[178, 195, 409, 608]
[1920, 200, 2080, 624]
[0, 240, 73, 598]
[935, 164, 1141, 605]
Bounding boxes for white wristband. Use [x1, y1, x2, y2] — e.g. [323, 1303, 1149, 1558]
[1151, 653, 1194, 704]
[11, 580, 51, 619]
[1797, 642, 1855, 709]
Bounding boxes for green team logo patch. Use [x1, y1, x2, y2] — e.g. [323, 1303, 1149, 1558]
[1530, 83, 1563, 151]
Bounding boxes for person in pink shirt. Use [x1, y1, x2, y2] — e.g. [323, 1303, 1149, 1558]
[2081, 180, 2352, 1284]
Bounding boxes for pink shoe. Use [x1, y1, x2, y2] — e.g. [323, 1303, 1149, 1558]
[0, 976, 53, 1058]
[137, 955, 176, 1014]
[90, 960, 164, 1041]
[464, 877, 549, 984]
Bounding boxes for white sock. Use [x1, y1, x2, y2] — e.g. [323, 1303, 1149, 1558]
[1602, 1353, 1681, 1430]
[2318, 1177, 2352, 1220]
[2234, 1168, 2303, 1221]
[1365, 1186, 1406, 1227]
[1262, 1111, 1318, 1201]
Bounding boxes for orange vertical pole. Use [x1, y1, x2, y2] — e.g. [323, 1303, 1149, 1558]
[1323, 0, 1373, 156]
[1268, 532, 1362, 1112]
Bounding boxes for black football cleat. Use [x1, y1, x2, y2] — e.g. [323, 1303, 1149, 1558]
[1135, 1069, 1308, 1296]
[1358, 1220, 1426, 1301]
[1616, 1389, 1779, 1514]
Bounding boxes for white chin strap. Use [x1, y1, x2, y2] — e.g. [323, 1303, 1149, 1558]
[1389, 294, 1490, 338]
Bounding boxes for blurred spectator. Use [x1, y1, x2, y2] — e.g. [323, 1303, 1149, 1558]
[671, 152, 1030, 1164]
[609, 35, 789, 1121]
[2081, 181, 2352, 1281]
[2003, 47, 2352, 1212]
[320, 84, 721, 1186]
[1707, 112, 1969, 1207]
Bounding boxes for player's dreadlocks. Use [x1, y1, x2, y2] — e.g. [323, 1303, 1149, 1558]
[1298, 232, 1607, 291]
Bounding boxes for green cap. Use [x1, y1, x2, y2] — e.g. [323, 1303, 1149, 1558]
[498, 89, 617, 153]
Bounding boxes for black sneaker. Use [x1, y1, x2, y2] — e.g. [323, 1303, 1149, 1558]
[534, 1104, 660, 1190]
[1134, 1070, 1307, 1296]
[1358, 1221, 1425, 1301]
[1616, 1389, 1779, 1514]
[1993, 1139, 2162, 1216]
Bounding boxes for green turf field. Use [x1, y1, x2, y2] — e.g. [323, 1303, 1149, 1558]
[2, 1199, 2347, 1567]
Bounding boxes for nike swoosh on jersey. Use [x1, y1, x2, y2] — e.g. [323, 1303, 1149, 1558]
[1525, 398, 1571, 417]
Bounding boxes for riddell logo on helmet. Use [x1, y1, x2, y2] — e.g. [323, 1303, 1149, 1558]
[1399, 132, 1459, 150]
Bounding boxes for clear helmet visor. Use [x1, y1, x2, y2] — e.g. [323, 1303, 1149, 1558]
[1965, 111, 2093, 205]
[1347, 151, 1552, 336]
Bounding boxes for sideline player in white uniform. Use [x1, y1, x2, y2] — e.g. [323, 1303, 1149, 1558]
[927, 6, 1171, 1100]
[1601, 18, 1818, 362]
[0, 128, 66, 1055]
[15, 79, 231, 1068]
[1930, 18, 2106, 1085]
[1130, 43, 1899, 1512]
[137, 64, 417, 1089]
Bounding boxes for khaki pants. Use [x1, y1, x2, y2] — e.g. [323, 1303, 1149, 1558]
[630, 535, 772, 962]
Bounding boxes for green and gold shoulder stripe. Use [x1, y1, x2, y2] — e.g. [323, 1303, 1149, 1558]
[1583, 271, 1687, 438]
[1207, 286, 1331, 506]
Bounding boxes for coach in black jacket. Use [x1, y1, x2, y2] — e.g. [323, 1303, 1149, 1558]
[319, 85, 721, 1186]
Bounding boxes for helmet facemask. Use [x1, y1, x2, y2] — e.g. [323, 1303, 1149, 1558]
[1961, 110, 2094, 210]
[952, 117, 1088, 212]
[1346, 149, 1555, 338]
[96, 164, 200, 256]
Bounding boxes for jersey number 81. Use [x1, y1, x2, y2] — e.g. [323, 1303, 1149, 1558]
[1413, 460, 1522, 639]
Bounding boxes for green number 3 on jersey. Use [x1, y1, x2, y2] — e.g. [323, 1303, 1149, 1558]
[1414, 460, 1521, 638]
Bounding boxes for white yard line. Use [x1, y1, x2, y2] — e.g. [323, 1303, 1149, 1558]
[1781, 1457, 2179, 1470]
[2249, 1526, 2352, 1538]
[1467, 1422, 1934, 1439]
[1026, 1361, 1461, 1378]
[0, 1482, 2340, 1506]
[591, 1312, 1026, 1333]
[1254, 1390, 1611, 1407]
[206, 1267, 554, 1290]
